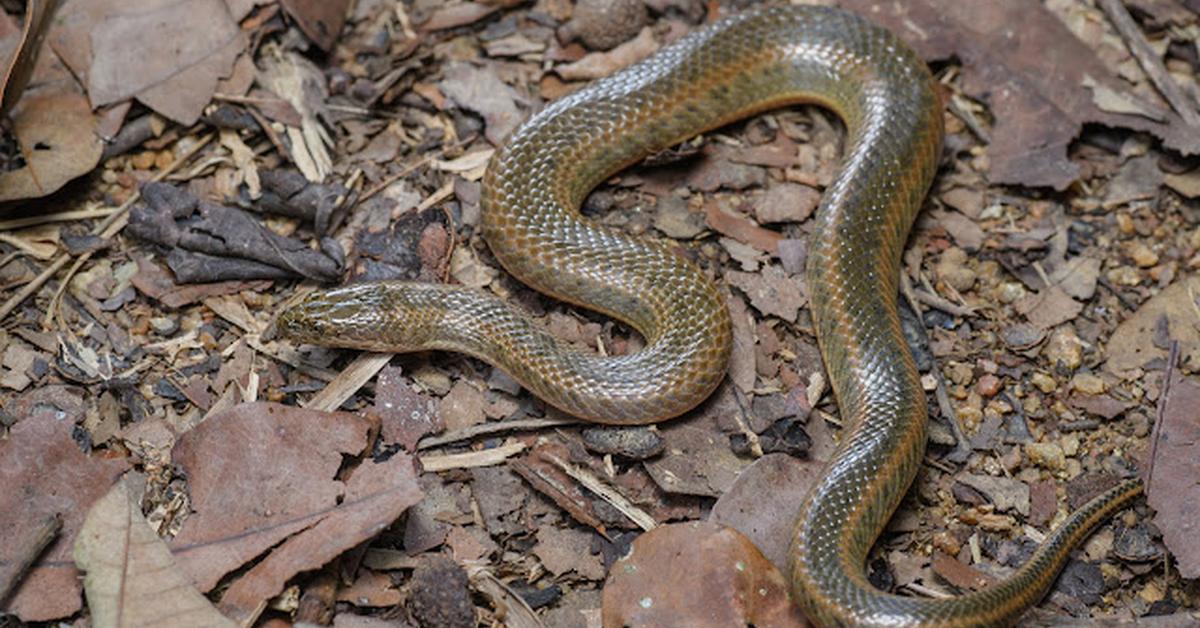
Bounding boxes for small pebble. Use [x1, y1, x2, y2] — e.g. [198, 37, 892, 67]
[1070, 372, 1106, 395]
[1030, 372, 1057, 393]
[1128, 241, 1159, 268]
[975, 374, 1002, 397]
[1043, 326, 1084, 370]
[558, 0, 647, 50]
[935, 247, 977, 292]
[1025, 442, 1067, 471]
[995, 282, 1026, 304]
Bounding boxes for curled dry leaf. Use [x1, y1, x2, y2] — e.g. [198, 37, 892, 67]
[0, 0, 63, 119]
[73, 479, 236, 628]
[0, 91, 101, 202]
[602, 521, 804, 628]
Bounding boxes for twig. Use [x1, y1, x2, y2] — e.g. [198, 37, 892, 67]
[416, 416, 578, 450]
[302, 351, 393, 412]
[1098, 0, 1200, 128]
[1146, 340, 1178, 488]
[0, 513, 61, 604]
[543, 451, 658, 531]
[0, 206, 120, 232]
[419, 441, 526, 472]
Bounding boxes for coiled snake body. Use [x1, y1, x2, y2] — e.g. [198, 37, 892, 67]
[280, 5, 1143, 626]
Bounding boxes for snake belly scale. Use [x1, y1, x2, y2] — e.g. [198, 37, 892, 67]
[279, 5, 1144, 626]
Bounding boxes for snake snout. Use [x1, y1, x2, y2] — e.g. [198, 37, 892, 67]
[278, 286, 384, 347]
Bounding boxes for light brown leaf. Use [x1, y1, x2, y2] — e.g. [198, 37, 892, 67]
[84, 0, 244, 124]
[840, 0, 1200, 190]
[169, 402, 376, 592]
[73, 479, 236, 628]
[0, 91, 101, 202]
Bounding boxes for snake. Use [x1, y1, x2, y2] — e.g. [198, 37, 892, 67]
[278, 5, 1145, 626]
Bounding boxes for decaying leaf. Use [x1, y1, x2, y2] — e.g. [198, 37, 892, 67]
[0, 387, 129, 622]
[602, 521, 804, 627]
[169, 402, 377, 592]
[0, 0, 63, 119]
[839, 0, 1200, 190]
[1146, 369, 1200, 578]
[1105, 275, 1200, 373]
[74, 479, 236, 628]
[0, 91, 101, 202]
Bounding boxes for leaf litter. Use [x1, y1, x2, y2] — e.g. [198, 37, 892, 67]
[0, 0, 1199, 625]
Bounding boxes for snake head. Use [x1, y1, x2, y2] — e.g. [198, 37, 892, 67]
[277, 283, 391, 350]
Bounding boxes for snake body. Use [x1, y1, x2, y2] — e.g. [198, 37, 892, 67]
[279, 5, 1143, 626]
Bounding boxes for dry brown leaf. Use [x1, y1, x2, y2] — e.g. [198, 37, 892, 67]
[216, 452, 423, 625]
[439, 62, 523, 145]
[710, 454, 825, 574]
[1146, 369, 1200, 578]
[64, 0, 244, 125]
[0, 0, 63, 119]
[169, 402, 377, 592]
[0, 91, 101, 202]
[556, 26, 658, 81]
[73, 479, 236, 628]
[602, 521, 804, 627]
[1105, 275, 1200, 373]
[0, 386, 129, 622]
[839, 0, 1200, 189]
[280, 0, 350, 52]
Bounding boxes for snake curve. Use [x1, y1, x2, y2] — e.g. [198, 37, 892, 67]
[279, 5, 1144, 626]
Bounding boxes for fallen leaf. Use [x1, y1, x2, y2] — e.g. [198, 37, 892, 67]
[932, 209, 984, 251]
[706, 202, 782, 253]
[373, 366, 442, 451]
[0, 91, 101, 202]
[556, 26, 658, 81]
[710, 453, 825, 573]
[74, 479, 236, 628]
[216, 452, 422, 625]
[280, 0, 350, 52]
[1146, 369, 1200, 578]
[439, 380, 487, 431]
[1014, 285, 1083, 330]
[81, 0, 244, 124]
[725, 265, 806, 323]
[418, 1, 502, 31]
[1106, 275, 1200, 373]
[931, 552, 996, 591]
[439, 62, 523, 145]
[644, 390, 749, 497]
[0, 0, 63, 119]
[602, 521, 804, 627]
[755, 182, 821, 224]
[0, 386, 129, 622]
[955, 474, 1030, 516]
[169, 402, 376, 592]
[532, 526, 605, 580]
[840, 0, 1200, 189]
[726, 292, 757, 394]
